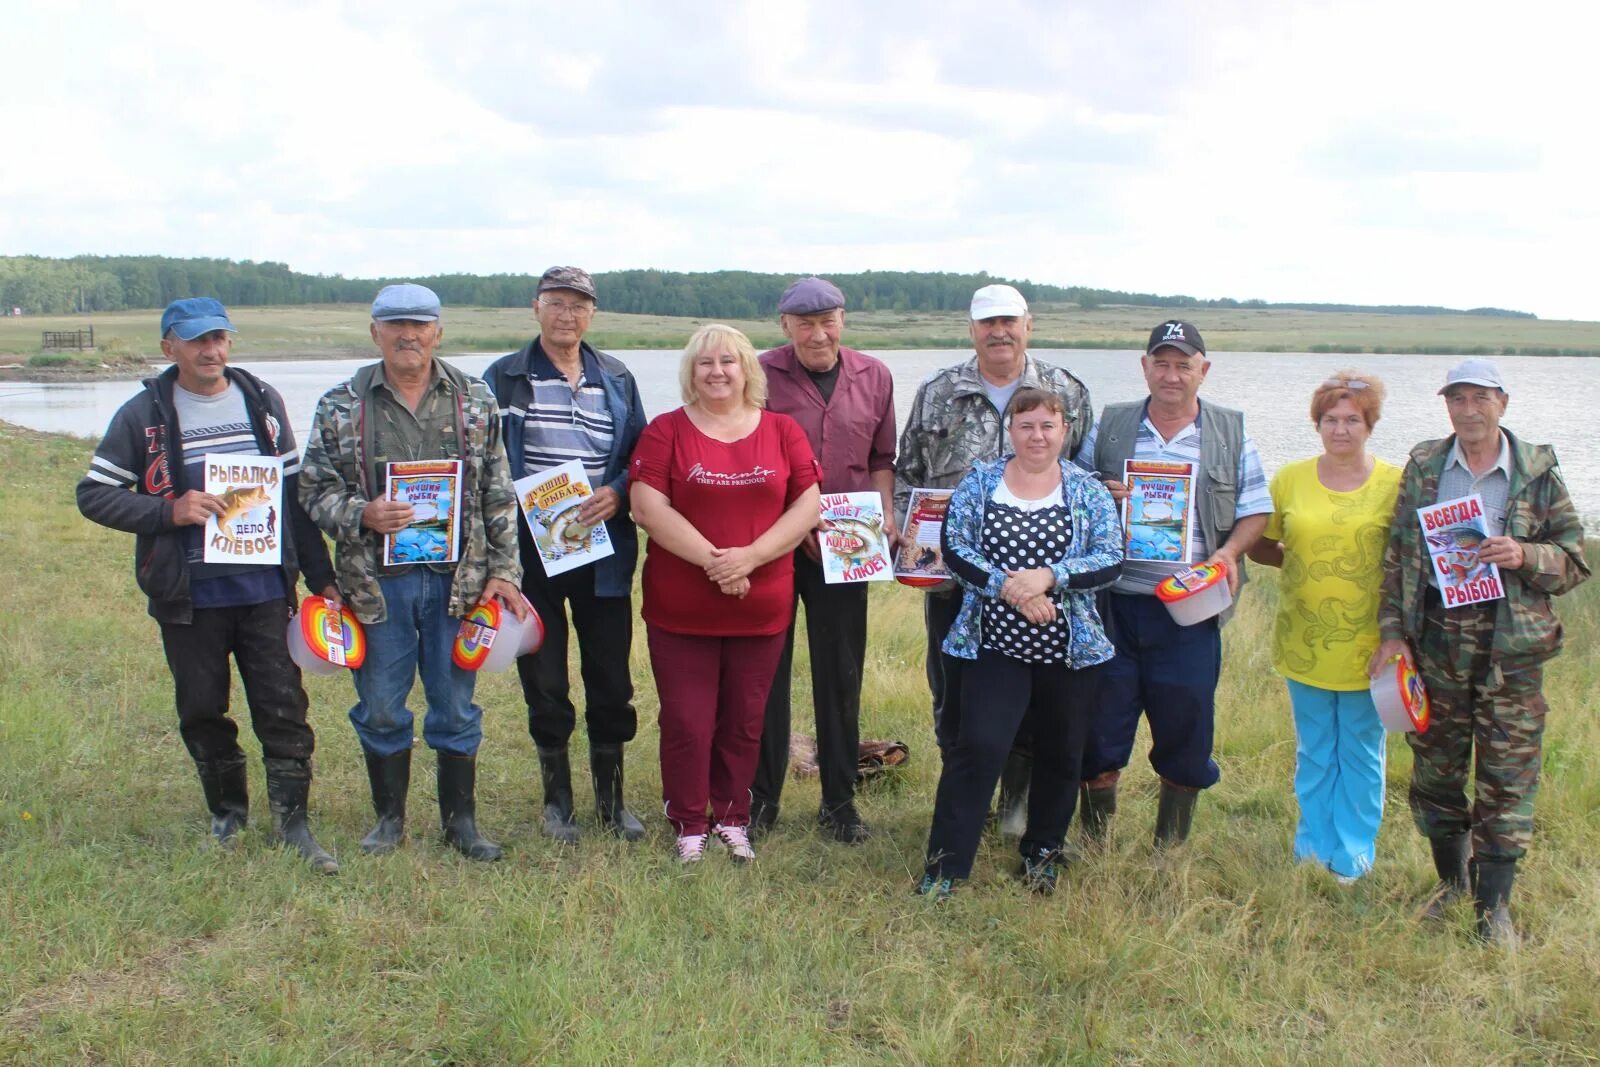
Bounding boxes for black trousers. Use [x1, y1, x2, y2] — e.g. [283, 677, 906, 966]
[924, 648, 1101, 880]
[924, 590, 962, 748]
[752, 552, 869, 812]
[157, 597, 314, 764]
[518, 556, 637, 750]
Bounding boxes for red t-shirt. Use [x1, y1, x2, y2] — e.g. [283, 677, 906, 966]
[630, 407, 821, 636]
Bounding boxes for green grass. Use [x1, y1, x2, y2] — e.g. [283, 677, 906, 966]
[2, 421, 1598, 1061]
[4, 302, 1600, 367]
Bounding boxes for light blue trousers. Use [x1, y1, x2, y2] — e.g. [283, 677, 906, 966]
[1286, 679, 1387, 878]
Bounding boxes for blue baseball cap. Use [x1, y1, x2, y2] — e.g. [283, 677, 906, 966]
[371, 283, 442, 322]
[160, 297, 236, 340]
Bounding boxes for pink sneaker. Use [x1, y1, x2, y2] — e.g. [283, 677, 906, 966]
[712, 822, 755, 863]
[675, 833, 707, 864]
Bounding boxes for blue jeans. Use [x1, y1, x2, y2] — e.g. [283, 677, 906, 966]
[349, 568, 482, 757]
[1287, 679, 1386, 878]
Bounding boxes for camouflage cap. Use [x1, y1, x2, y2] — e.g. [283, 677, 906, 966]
[537, 266, 597, 300]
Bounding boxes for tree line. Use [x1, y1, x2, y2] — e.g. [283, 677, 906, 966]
[0, 254, 1535, 319]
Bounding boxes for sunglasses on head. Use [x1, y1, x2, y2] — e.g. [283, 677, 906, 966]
[1322, 378, 1370, 391]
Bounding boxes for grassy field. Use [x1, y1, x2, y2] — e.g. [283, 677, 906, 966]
[4, 301, 1600, 373]
[2, 421, 1598, 1062]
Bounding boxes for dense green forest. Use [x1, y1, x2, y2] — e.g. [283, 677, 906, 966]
[0, 254, 1535, 320]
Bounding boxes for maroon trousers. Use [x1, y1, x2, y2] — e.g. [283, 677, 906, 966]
[647, 625, 787, 835]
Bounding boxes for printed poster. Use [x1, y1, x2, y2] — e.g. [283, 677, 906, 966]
[202, 453, 283, 565]
[1418, 493, 1504, 607]
[516, 459, 614, 577]
[819, 492, 892, 584]
[384, 460, 463, 566]
[1123, 460, 1196, 563]
[893, 488, 954, 584]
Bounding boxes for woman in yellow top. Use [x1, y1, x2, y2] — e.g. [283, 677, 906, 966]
[1249, 373, 1401, 881]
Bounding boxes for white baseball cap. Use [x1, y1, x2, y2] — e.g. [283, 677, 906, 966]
[970, 284, 1028, 320]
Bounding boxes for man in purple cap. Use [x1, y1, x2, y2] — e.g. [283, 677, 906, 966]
[77, 297, 340, 873]
[749, 276, 897, 842]
[1371, 358, 1587, 947]
[483, 267, 649, 844]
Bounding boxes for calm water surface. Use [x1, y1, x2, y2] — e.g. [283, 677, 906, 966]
[3, 349, 1596, 519]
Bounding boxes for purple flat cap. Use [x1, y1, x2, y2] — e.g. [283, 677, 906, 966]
[778, 276, 846, 316]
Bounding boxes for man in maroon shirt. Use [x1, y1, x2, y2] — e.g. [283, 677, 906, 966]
[751, 277, 898, 842]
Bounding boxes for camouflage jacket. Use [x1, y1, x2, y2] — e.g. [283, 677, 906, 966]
[893, 353, 1093, 525]
[299, 359, 522, 625]
[1377, 428, 1589, 671]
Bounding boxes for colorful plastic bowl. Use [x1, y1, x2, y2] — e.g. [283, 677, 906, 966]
[1154, 561, 1233, 626]
[452, 598, 544, 672]
[286, 595, 366, 674]
[1371, 655, 1431, 733]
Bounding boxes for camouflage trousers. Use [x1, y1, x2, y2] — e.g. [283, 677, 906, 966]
[1407, 594, 1548, 861]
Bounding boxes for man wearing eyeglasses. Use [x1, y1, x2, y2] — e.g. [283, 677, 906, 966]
[1371, 359, 1587, 947]
[1076, 320, 1271, 849]
[483, 266, 649, 844]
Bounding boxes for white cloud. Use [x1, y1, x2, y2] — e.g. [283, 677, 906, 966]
[2, 0, 1597, 317]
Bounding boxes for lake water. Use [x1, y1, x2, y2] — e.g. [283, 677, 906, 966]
[2, 349, 1596, 519]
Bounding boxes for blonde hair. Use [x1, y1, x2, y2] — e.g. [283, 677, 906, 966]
[679, 323, 767, 408]
[1311, 370, 1386, 428]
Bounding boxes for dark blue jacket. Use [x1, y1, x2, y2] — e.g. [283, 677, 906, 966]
[483, 339, 648, 597]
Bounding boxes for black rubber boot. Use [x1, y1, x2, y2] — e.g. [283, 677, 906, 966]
[748, 795, 779, 842]
[263, 758, 338, 875]
[536, 745, 580, 844]
[1419, 833, 1472, 921]
[437, 752, 503, 862]
[196, 754, 250, 849]
[995, 748, 1033, 839]
[360, 748, 410, 855]
[1079, 781, 1118, 844]
[1153, 780, 1198, 849]
[590, 743, 646, 842]
[1474, 858, 1519, 949]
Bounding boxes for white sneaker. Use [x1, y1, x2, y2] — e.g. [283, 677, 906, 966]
[712, 822, 755, 863]
[675, 833, 707, 864]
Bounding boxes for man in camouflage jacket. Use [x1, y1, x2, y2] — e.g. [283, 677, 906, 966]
[300, 283, 524, 862]
[894, 284, 1093, 831]
[1372, 358, 1588, 946]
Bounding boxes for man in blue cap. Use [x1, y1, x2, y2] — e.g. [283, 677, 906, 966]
[750, 276, 897, 842]
[76, 297, 340, 873]
[300, 283, 526, 862]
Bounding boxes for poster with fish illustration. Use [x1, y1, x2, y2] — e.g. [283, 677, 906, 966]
[819, 492, 892, 584]
[515, 459, 614, 577]
[1418, 493, 1504, 607]
[202, 453, 283, 564]
[893, 488, 954, 586]
[383, 460, 463, 566]
[1123, 460, 1196, 563]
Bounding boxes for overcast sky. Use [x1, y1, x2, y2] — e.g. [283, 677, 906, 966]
[5, 1, 1595, 319]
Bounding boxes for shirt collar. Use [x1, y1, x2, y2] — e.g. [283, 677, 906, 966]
[372, 358, 450, 396]
[1445, 431, 1511, 479]
[529, 339, 594, 385]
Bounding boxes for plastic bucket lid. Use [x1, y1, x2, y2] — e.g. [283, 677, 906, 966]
[286, 595, 366, 674]
[452, 598, 544, 672]
[1154, 561, 1233, 625]
[1370, 656, 1431, 733]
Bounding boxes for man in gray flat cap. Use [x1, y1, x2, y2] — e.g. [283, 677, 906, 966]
[300, 283, 527, 862]
[483, 266, 649, 845]
[749, 276, 897, 842]
[1371, 358, 1587, 947]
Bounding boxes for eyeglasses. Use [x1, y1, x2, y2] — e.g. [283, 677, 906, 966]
[1322, 378, 1370, 391]
[539, 299, 595, 319]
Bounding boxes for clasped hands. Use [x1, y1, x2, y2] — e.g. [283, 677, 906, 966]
[1001, 566, 1057, 624]
[704, 545, 756, 599]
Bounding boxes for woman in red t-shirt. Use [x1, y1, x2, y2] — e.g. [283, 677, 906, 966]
[630, 324, 821, 864]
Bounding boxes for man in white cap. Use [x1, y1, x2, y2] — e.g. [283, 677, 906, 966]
[300, 283, 527, 862]
[1371, 358, 1587, 947]
[894, 283, 1093, 827]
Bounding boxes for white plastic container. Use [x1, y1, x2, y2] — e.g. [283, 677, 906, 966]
[1154, 561, 1233, 626]
[1370, 655, 1431, 733]
[452, 598, 544, 672]
[285, 595, 365, 675]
